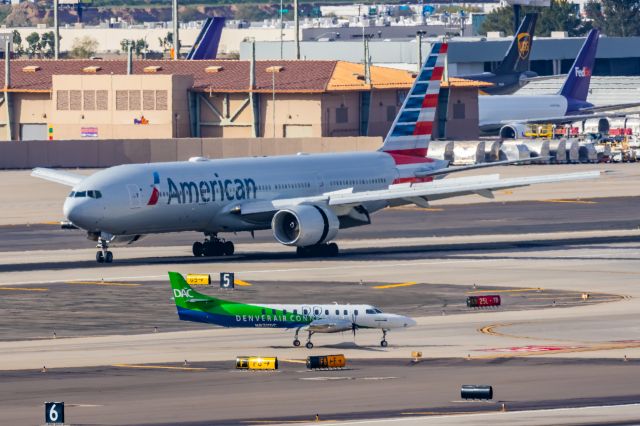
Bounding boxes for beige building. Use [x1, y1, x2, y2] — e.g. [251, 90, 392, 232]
[0, 58, 486, 142]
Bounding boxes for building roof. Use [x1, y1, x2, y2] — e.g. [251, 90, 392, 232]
[0, 59, 415, 94]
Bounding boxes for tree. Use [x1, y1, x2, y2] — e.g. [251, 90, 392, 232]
[70, 36, 98, 58]
[134, 38, 148, 58]
[120, 38, 132, 54]
[25, 32, 41, 58]
[480, 0, 590, 37]
[12, 30, 24, 57]
[40, 31, 56, 58]
[585, 0, 640, 36]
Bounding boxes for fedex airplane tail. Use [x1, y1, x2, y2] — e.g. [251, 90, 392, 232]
[379, 42, 447, 158]
[559, 29, 599, 104]
[496, 13, 537, 75]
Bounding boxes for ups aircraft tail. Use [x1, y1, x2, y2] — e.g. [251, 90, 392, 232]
[496, 13, 537, 75]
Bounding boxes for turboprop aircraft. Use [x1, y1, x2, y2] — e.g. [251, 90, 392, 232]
[32, 41, 600, 263]
[169, 271, 415, 348]
[479, 29, 640, 138]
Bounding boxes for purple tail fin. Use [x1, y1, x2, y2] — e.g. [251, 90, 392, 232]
[558, 29, 599, 102]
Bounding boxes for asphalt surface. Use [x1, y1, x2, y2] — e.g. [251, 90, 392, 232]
[1, 196, 639, 253]
[0, 280, 617, 342]
[2, 358, 639, 425]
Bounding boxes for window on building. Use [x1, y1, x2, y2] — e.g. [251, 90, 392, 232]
[83, 90, 96, 111]
[56, 90, 69, 110]
[96, 90, 108, 110]
[69, 90, 82, 111]
[143, 90, 155, 110]
[386, 105, 396, 122]
[116, 90, 128, 111]
[336, 106, 348, 124]
[453, 101, 465, 119]
[156, 90, 168, 110]
[129, 90, 141, 110]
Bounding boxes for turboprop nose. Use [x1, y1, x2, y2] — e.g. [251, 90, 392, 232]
[400, 316, 417, 328]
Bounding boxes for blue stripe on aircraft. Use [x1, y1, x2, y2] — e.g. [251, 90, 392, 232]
[391, 124, 416, 136]
[398, 109, 420, 123]
[411, 83, 429, 95]
[417, 68, 433, 82]
[177, 307, 307, 329]
[425, 55, 437, 68]
[405, 96, 424, 109]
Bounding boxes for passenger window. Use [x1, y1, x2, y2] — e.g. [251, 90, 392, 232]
[271, 309, 277, 315]
[283, 309, 287, 315]
[325, 309, 329, 315]
[343, 309, 348, 315]
[293, 309, 298, 315]
[303, 308, 309, 315]
[313, 308, 320, 315]
[354, 310, 359, 316]
[335, 309, 339, 315]
[261, 309, 266, 314]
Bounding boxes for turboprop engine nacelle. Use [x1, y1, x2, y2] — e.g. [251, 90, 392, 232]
[499, 123, 528, 139]
[272, 205, 339, 247]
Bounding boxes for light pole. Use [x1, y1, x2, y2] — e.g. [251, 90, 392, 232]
[279, 0, 283, 59]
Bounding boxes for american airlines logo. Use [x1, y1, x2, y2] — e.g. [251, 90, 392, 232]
[575, 66, 591, 78]
[148, 173, 258, 205]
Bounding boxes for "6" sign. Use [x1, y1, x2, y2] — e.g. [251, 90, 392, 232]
[45, 401, 64, 424]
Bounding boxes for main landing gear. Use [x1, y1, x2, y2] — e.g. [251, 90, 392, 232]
[293, 328, 314, 349]
[95, 236, 113, 264]
[192, 234, 235, 257]
[380, 329, 388, 348]
[296, 242, 339, 258]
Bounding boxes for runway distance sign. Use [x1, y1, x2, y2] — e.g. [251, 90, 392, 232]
[45, 401, 64, 424]
[220, 272, 234, 289]
[186, 274, 211, 285]
[467, 295, 501, 308]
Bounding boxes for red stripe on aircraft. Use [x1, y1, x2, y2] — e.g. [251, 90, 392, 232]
[422, 94, 438, 108]
[413, 121, 433, 135]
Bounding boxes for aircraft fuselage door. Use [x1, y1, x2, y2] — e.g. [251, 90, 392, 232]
[126, 184, 143, 209]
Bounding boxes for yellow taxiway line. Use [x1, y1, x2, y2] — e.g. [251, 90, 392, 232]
[373, 281, 418, 289]
[467, 288, 543, 294]
[66, 281, 141, 287]
[538, 199, 597, 204]
[234, 279, 253, 287]
[0, 287, 48, 291]
[112, 364, 206, 371]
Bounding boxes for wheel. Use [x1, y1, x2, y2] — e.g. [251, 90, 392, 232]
[296, 247, 308, 257]
[293, 339, 301, 347]
[380, 340, 388, 347]
[105, 251, 113, 263]
[326, 243, 339, 257]
[192, 241, 203, 257]
[96, 251, 104, 263]
[305, 341, 314, 349]
[223, 241, 235, 256]
[203, 241, 222, 257]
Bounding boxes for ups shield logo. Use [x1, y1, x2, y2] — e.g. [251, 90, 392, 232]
[517, 33, 531, 60]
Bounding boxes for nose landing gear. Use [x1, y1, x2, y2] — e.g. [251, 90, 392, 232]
[192, 234, 235, 257]
[95, 236, 113, 264]
[380, 329, 388, 347]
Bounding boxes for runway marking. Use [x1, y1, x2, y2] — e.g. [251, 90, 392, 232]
[112, 363, 206, 371]
[538, 198, 597, 204]
[66, 281, 141, 287]
[234, 279, 253, 287]
[478, 323, 576, 342]
[401, 410, 498, 415]
[41, 221, 61, 225]
[472, 341, 640, 359]
[0, 287, 48, 291]
[373, 282, 418, 289]
[467, 288, 543, 294]
[280, 359, 306, 364]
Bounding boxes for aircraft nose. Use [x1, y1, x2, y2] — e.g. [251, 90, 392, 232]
[402, 316, 417, 328]
[64, 198, 98, 230]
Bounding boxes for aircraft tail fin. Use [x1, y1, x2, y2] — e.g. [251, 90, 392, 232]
[379, 42, 447, 158]
[168, 272, 222, 310]
[496, 13, 537, 74]
[558, 29, 599, 102]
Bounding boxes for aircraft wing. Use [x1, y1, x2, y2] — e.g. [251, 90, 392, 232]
[305, 318, 353, 333]
[237, 170, 599, 214]
[414, 157, 551, 178]
[31, 167, 85, 187]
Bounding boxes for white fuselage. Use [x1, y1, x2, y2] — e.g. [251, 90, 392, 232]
[63, 152, 444, 237]
[479, 95, 569, 130]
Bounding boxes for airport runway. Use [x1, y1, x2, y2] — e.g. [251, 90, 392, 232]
[2, 166, 640, 425]
[2, 358, 639, 425]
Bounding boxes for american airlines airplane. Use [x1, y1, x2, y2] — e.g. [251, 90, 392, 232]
[169, 271, 415, 348]
[480, 29, 640, 138]
[33, 42, 599, 263]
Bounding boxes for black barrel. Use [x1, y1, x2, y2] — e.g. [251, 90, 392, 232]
[461, 385, 493, 400]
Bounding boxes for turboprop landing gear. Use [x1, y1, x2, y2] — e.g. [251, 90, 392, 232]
[95, 236, 113, 264]
[296, 242, 339, 258]
[380, 329, 388, 347]
[293, 328, 301, 347]
[192, 234, 235, 257]
[306, 330, 315, 349]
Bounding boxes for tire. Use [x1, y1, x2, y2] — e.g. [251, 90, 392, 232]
[296, 247, 308, 257]
[293, 339, 301, 347]
[327, 243, 339, 257]
[192, 242, 203, 257]
[380, 340, 388, 348]
[105, 251, 113, 263]
[223, 241, 235, 256]
[305, 341, 314, 349]
[96, 251, 104, 263]
[203, 242, 221, 257]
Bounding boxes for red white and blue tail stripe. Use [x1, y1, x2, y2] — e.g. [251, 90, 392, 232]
[379, 42, 447, 159]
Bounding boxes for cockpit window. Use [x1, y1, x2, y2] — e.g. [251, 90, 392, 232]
[366, 309, 376, 314]
[87, 190, 102, 199]
[375, 308, 383, 313]
[68, 191, 75, 197]
[74, 191, 86, 198]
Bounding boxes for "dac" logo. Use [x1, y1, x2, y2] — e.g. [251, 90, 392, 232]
[173, 288, 193, 298]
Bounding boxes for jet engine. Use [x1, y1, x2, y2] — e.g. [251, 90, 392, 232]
[272, 204, 339, 247]
[499, 123, 527, 139]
